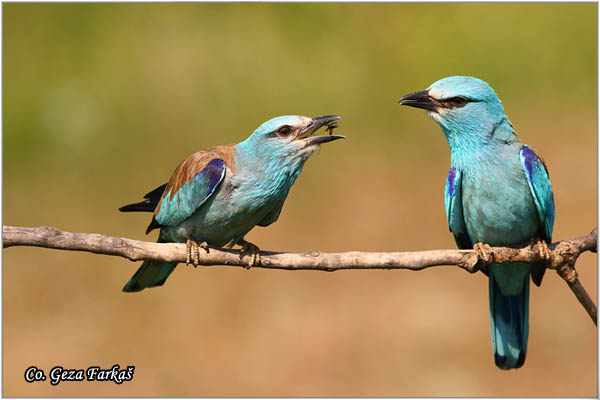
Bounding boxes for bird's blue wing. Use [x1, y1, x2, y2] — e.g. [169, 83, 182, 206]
[520, 145, 555, 286]
[445, 167, 473, 249]
[154, 157, 226, 228]
[519, 145, 555, 242]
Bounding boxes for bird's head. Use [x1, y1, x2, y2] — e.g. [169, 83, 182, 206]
[399, 76, 507, 140]
[239, 115, 344, 161]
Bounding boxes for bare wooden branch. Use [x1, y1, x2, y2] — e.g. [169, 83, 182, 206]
[3, 225, 597, 323]
[562, 274, 597, 324]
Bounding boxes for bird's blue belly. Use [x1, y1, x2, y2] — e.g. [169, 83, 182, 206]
[461, 165, 539, 295]
[164, 180, 284, 247]
[461, 167, 539, 247]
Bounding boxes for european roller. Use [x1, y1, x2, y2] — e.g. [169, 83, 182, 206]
[399, 76, 555, 370]
[119, 115, 343, 292]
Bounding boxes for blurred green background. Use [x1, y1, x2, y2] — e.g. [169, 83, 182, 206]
[3, 3, 597, 397]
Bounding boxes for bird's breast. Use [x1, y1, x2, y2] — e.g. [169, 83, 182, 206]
[166, 169, 296, 246]
[459, 156, 539, 247]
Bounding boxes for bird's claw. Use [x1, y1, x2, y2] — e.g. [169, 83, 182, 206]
[473, 242, 494, 268]
[534, 238, 552, 263]
[186, 239, 209, 267]
[239, 240, 261, 269]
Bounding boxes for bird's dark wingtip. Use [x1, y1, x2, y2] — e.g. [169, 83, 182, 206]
[145, 217, 161, 234]
[122, 282, 144, 292]
[119, 200, 155, 213]
[120, 183, 168, 213]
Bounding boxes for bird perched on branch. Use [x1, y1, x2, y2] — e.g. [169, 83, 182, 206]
[399, 76, 555, 370]
[119, 115, 344, 292]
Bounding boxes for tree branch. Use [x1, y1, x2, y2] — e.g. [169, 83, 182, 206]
[3, 225, 597, 324]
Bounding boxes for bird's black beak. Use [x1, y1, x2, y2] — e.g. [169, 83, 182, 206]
[299, 115, 345, 145]
[305, 134, 345, 145]
[398, 90, 439, 112]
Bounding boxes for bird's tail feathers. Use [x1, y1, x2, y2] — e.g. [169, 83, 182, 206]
[122, 233, 177, 292]
[489, 272, 530, 370]
[122, 260, 177, 292]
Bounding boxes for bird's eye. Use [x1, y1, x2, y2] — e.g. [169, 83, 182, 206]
[442, 96, 469, 108]
[277, 126, 292, 136]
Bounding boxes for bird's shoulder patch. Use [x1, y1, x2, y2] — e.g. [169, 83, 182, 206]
[162, 144, 236, 203]
[520, 145, 550, 179]
[152, 145, 235, 227]
[446, 167, 458, 198]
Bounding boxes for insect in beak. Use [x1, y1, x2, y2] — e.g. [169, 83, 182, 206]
[325, 122, 338, 135]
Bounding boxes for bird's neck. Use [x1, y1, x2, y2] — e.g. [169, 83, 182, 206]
[233, 141, 309, 193]
[441, 114, 521, 169]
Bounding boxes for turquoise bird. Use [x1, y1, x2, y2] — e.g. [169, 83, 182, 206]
[399, 76, 555, 370]
[119, 115, 343, 292]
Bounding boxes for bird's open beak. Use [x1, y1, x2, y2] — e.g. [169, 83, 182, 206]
[298, 115, 345, 145]
[398, 90, 439, 112]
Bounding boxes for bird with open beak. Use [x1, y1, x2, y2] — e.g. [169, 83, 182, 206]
[120, 115, 344, 292]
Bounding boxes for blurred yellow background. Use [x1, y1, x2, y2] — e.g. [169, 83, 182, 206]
[3, 3, 597, 397]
